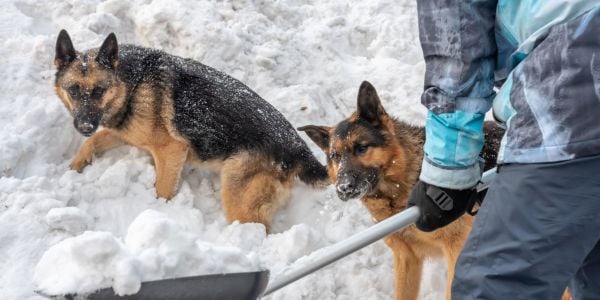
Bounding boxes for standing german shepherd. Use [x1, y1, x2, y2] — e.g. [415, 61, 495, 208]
[53, 30, 327, 231]
[299, 81, 504, 300]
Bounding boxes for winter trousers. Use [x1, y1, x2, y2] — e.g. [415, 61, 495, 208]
[452, 154, 600, 300]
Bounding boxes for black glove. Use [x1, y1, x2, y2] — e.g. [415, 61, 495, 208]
[407, 180, 480, 232]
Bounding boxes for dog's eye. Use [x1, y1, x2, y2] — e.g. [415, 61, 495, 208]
[91, 86, 105, 99]
[68, 85, 79, 98]
[355, 144, 369, 156]
[329, 152, 341, 162]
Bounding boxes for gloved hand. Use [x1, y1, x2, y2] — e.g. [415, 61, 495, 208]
[407, 180, 479, 232]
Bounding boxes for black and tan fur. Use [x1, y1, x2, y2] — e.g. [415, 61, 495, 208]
[54, 30, 327, 232]
[299, 81, 504, 300]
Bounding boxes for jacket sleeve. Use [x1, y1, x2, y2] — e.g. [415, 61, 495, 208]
[416, 0, 498, 189]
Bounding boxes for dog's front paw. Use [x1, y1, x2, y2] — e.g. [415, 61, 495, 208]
[69, 157, 91, 173]
[155, 188, 174, 202]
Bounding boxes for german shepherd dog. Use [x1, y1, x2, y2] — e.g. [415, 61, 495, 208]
[299, 81, 504, 300]
[53, 30, 327, 232]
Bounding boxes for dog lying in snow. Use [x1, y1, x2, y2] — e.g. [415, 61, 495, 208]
[53, 30, 328, 232]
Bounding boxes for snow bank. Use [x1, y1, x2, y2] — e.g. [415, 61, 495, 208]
[0, 0, 447, 299]
[33, 231, 140, 296]
[34, 210, 261, 296]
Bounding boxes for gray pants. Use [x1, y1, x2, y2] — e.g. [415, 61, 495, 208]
[452, 155, 600, 299]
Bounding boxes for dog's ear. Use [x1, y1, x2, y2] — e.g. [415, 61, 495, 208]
[96, 32, 119, 69]
[298, 125, 331, 151]
[357, 81, 387, 126]
[55, 29, 76, 70]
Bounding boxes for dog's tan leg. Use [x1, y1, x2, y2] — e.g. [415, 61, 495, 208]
[443, 219, 474, 300]
[220, 154, 291, 232]
[562, 288, 572, 300]
[386, 236, 423, 300]
[149, 141, 189, 200]
[443, 246, 462, 300]
[70, 130, 124, 172]
[221, 172, 291, 233]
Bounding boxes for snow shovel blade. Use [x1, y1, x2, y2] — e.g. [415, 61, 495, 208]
[42, 270, 269, 300]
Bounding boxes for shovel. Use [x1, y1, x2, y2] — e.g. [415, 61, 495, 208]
[44, 168, 497, 300]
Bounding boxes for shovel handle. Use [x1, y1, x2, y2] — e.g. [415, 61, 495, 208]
[477, 167, 497, 193]
[263, 168, 497, 297]
[262, 206, 420, 296]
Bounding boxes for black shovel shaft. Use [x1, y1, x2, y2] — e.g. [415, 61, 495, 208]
[263, 168, 497, 297]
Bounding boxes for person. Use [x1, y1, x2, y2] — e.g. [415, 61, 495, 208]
[407, 1, 600, 299]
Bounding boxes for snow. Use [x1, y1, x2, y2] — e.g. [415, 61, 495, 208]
[34, 210, 262, 296]
[0, 0, 446, 299]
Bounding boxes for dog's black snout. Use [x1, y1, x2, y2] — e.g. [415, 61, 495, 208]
[336, 173, 360, 201]
[337, 182, 355, 194]
[77, 122, 95, 136]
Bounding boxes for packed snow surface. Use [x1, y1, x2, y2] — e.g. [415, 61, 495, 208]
[0, 0, 448, 299]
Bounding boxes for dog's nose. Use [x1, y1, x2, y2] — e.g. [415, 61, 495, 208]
[337, 182, 355, 194]
[77, 122, 95, 135]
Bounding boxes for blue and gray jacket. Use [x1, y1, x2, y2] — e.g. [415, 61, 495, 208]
[417, 0, 600, 189]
